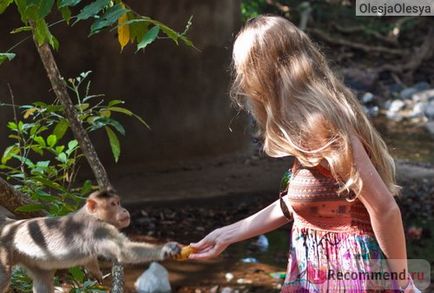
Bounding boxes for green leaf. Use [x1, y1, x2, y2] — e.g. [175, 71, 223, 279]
[133, 113, 150, 129]
[108, 106, 132, 116]
[34, 18, 59, 49]
[75, 0, 110, 22]
[55, 145, 65, 153]
[108, 99, 124, 106]
[105, 126, 120, 162]
[34, 136, 46, 147]
[136, 25, 159, 51]
[34, 189, 56, 202]
[68, 267, 85, 283]
[18, 0, 54, 20]
[109, 106, 149, 129]
[0, 52, 15, 65]
[90, 3, 128, 35]
[76, 103, 89, 111]
[58, 0, 81, 8]
[80, 179, 93, 194]
[59, 6, 71, 23]
[47, 134, 57, 147]
[7, 121, 17, 130]
[10, 26, 31, 34]
[37, 0, 55, 19]
[36, 160, 50, 168]
[12, 154, 34, 168]
[31, 145, 44, 155]
[129, 19, 149, 43]
[15, 204, 45, 213]
[67, 139, 78, 150]
[160, 24, 179, 45]
[2, 145, 20, 164]
[57, 152, 67, 163]
[53, 119, 69, 140]
[33, 176, 65, 191]
[0, 0, 13, 14]
[108, 119, 125, 135]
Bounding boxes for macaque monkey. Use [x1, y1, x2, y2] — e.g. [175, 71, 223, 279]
[0, 189, 181, 293]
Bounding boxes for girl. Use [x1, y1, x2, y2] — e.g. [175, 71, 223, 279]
[189, 15, 419, 292]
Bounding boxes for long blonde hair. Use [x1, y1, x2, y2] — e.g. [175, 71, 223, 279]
[230, 15, 399, 198]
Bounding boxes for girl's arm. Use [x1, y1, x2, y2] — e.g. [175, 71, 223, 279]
[189, 196, 291, 259]
[349, 135, 410, 289]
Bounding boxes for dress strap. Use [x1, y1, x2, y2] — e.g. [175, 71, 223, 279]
[291, 157, 300, 174]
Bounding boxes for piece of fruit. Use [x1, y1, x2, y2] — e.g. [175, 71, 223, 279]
[175, 245, 196, 260]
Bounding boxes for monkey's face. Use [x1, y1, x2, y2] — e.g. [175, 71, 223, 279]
[87, 195, 131, 229]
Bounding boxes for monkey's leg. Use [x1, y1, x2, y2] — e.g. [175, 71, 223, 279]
[84, 257, 103, 283]
[26, 267, 54, 293]
[0, 263, 11, 293]
[0, 248, 11, 293]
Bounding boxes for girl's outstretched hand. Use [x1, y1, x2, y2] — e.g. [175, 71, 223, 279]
[188, 228, 230, 260]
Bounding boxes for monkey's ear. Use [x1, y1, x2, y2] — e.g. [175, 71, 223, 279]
[86, 199, 98, 213]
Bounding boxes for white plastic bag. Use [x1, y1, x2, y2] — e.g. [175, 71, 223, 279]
[134, 262, 171, 293]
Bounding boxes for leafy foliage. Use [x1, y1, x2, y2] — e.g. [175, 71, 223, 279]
[10, 267, 33, 293]
[0, 72, 148, 290]
[240, 0, 418, 42]
[0, 71, 147, 215]
[241, 0, 268, 21]
[0, 0, 193, 60]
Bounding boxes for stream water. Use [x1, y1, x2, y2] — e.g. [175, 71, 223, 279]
[373, 117, 434, 164]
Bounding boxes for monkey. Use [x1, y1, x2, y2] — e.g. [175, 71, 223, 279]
[0, 189, 182, 293]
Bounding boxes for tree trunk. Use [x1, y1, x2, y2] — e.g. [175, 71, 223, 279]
[30, 24, 124, 292]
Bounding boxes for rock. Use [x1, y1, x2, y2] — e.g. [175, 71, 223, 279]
[236, 278, 253, 284]
[361, 92, 374, 104]
[400, 87, 418, 100]
[241, 257, 258, 263]
[424, 121, 434, 136]
[386, 99, 406, 121]
[386, 111, 404, 121]
[249, 235, 269, 252]
[413, 81, 430, 91]
[388, 99, 405, 112]
[412, 89, 434, 102]
[384, 99, 392, 110]
[221, 287, 234, 293]
[342, 68, 377, 92]
[425, 102, 434, 119]
[135, 262, 171, 293]
[365, 106, 379, 117]
[225, 272, 234, 282]
[411, 102, 427, 118]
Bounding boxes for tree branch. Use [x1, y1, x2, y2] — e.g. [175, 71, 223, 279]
[0, 176, 44, 218]
[30, 23, 124, 292]
[307, 28, 408, 56]
[376, 23, 434, 75]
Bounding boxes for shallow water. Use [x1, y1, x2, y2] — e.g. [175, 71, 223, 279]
[373, 117, 434, 164]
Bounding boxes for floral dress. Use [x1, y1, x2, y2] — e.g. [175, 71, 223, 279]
[280, 159, 399, 292]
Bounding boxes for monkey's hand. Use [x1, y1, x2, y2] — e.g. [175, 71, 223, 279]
[160, 242, 182, 260]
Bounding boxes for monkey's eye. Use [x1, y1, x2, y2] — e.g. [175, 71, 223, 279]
[111, 201, 116, 206]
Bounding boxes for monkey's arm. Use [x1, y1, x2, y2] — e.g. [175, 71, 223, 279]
[95, 227, 181, 263]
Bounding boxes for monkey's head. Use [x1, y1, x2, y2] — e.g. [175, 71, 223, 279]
[86, 189, 131, 229]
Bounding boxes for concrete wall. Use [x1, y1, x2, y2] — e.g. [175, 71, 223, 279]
[0, 0, 249, 170]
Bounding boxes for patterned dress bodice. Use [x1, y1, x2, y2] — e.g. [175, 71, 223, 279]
[284, 160, 373, 235]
